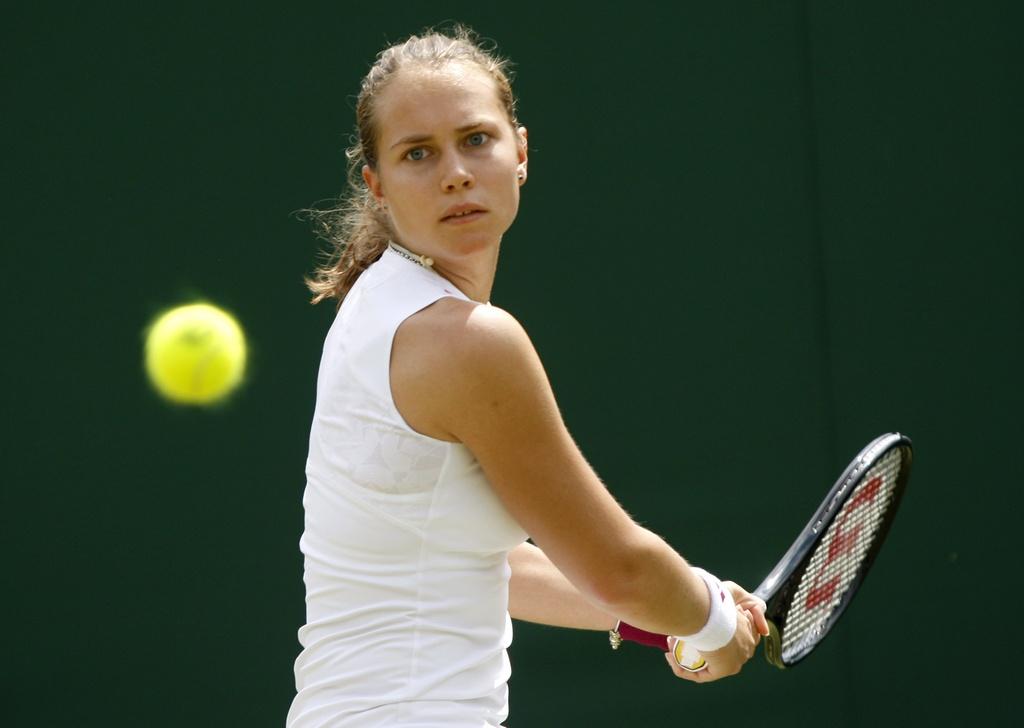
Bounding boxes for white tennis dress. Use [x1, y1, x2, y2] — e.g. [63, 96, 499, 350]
[287, 246, 528, 728]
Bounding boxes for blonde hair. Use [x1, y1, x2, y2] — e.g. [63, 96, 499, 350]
[305, 25, 520, 307]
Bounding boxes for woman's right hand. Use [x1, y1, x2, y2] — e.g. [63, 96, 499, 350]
[663, 607, 762, 683]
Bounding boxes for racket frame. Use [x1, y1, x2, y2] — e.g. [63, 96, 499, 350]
[753, 432, 913, 668]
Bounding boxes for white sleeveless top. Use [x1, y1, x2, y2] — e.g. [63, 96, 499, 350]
[288, 246, 528, 728]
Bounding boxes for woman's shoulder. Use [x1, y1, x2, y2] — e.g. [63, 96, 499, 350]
[392, 299, 540, 441]
[395, 297, 538, 388]
[403, 298, 531, 361]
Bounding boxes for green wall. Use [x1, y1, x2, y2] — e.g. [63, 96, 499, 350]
[5, 2, 1020, 725]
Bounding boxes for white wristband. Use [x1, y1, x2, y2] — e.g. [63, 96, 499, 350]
[677, 567, 737, 652]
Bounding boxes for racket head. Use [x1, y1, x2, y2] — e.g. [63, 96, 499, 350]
[754, 432, 913, 668]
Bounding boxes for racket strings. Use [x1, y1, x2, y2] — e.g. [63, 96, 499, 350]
[780, 447, 908, 660]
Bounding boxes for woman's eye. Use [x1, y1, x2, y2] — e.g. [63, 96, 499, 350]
[467, 132, 489, 147]
[406, 147, 428, 161]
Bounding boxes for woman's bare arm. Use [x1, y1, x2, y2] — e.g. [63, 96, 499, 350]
[508, 541, 616, 630]
[392, 299, 711, 638]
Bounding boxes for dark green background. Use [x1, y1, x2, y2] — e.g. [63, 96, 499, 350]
[4, 2, 1020, 725]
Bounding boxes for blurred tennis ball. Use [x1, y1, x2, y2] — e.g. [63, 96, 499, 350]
[144, 302, 247, 405]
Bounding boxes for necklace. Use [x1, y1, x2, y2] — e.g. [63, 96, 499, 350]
[389, 241, 434, 268]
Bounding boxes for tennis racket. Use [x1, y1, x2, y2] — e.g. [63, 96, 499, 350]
[673, 432, 913, 670]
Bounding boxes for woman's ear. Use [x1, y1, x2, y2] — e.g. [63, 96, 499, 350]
[362, 164, 385, 207]
[516, 126, 528, 182]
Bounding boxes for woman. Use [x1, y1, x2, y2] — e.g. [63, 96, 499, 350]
[289, 26, 767, 728]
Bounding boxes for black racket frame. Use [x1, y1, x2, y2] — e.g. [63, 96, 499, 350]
[753, 432, 913, 669]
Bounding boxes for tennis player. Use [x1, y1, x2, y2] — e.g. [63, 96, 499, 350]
[288, 26, 768, 728]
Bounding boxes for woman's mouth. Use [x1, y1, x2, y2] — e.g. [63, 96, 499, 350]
[443, 209, 486, 224]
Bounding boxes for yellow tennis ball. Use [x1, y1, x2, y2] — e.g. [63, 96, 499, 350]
[144, 302, 247, 405]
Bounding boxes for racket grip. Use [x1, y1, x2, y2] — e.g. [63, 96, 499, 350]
[670, 637, 707, 672]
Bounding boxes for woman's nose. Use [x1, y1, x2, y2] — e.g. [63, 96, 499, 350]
[441, 155, 474, 191]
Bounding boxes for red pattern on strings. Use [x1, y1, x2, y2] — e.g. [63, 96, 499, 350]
[805, 576, 840, 608]
[803, 475, 883, 610]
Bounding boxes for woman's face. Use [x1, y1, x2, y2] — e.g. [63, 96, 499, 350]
[363, 62, 528, 257]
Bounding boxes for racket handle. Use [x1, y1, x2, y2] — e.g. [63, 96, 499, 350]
[670, 637, 707, 672]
